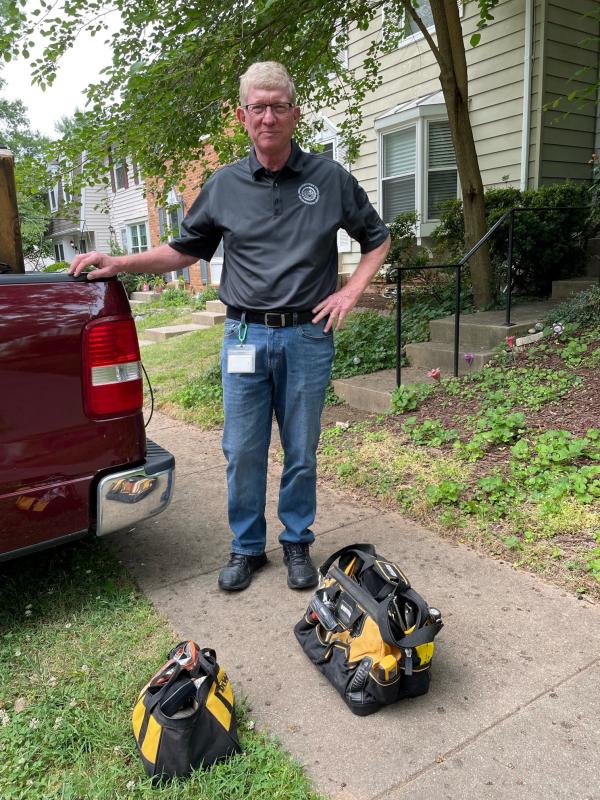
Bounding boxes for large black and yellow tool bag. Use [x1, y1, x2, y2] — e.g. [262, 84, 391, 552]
[132, 641, 241, 780]
[294, 544, 443, 716]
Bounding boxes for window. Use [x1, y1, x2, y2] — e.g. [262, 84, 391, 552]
[310, 140, 335, 160]
[79, 239, 87, 254]
[381, 120, 457, 226]
[382, 127, 416, 222]
[129, 222, 149, 254]
[158, 196, 184, 242]
[405, 0, 433, 35]
[48, 185, 58, 212]
[54, 243, 65, 262]
[376, 94, 458, 234]
[427, 121, 457, 219]
[382, 0, 433, 43]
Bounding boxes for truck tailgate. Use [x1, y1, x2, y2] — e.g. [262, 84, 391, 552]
[0, 276, 146, 552]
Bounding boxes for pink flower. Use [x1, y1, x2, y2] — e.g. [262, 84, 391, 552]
[428, 368, 441, 382]
[506, 336, 516, 349]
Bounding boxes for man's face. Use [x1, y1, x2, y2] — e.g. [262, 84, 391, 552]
[236, 86, 300, 157]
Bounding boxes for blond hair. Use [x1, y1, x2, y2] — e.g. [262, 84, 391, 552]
[239, 61, 296, 106]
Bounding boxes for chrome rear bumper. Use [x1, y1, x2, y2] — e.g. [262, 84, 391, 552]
[96, 440, 175, 536]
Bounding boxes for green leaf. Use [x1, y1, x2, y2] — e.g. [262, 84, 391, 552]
[470, 33, 481, 47]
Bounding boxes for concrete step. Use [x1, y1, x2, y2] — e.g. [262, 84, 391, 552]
[332, 368, 436, 414]
[405, 341, 496, 374]
[191, 311, 226, 326]
[552, 278, 598, 300]
[130, 291, 161, 303]
[428, 301, 558, 349]
[129, 299, 150, 309]
[143, 323, 209, 342]
[205, 299, 227, 313]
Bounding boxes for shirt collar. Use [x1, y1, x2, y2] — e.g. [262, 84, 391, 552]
[249, 140, 305, 180]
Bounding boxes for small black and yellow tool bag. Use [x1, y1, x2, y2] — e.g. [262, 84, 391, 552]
[132, 642, 241, 780]
[294, 544, 443, 716]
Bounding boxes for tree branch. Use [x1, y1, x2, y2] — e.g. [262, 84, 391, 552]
[401, 0, 440, 62]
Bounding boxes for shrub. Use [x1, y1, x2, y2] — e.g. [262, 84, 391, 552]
[542, 285, 600, 328]
[433, 182, 590, 300]
[331, 311, 397, 379]
[192, 286, 220, 310]
[42, 261, 69, 273]
[159, 287, 191, 306]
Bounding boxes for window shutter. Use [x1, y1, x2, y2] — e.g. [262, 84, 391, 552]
[200, 259, 209, 283]
[158, 208, 165, 239]
[108, 150, 116, 193]
[120, 229, 128, 253]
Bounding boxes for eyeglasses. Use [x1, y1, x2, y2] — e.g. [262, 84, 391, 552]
[243, 103, 294, 116]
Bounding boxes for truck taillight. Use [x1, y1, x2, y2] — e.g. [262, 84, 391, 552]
[83, 317, 143, 418]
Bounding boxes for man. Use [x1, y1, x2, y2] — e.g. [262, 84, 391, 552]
[69, 61, 390, 593]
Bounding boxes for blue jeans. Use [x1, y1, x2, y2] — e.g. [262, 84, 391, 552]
[221, 318, 334, 556]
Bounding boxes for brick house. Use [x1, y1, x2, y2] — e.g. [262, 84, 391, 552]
[146, 150, 221, 291]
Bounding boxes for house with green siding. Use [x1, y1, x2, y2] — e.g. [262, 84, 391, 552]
[315, 0, 600, 270]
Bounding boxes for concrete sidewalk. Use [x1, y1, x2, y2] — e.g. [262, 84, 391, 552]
[107, 411, 600, 800]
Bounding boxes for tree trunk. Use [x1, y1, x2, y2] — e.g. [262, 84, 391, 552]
[0, 148, 24, 274]
[428, 1, 493, 308]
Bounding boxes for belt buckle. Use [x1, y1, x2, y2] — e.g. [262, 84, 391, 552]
[265, 312, 286, 327]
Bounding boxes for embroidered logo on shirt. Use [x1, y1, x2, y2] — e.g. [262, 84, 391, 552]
[298, 183, 320, 205]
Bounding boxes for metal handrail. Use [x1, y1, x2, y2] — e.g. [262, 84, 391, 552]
[391, 205, 591, 387]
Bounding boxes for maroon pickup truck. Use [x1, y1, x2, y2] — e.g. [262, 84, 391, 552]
[0, 271, 175, 561]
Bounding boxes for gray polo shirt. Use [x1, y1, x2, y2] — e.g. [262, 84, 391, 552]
[169, 140, 389, 311]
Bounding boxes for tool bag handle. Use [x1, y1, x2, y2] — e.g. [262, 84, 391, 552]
[319, 543, 411, 592]
[330, 566, 442, 649]
[196, 648, 220, 683]
[377, 589, 442, 649]
[318, 543, 377, 578]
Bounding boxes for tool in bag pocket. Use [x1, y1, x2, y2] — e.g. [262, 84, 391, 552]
[132, 641, 242, 780]
[294, 544, 443, 716]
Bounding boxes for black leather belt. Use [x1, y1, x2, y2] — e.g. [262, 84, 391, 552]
[226, 307, 314, 327]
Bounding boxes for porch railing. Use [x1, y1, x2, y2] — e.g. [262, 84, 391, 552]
[390, 206, 592, 387]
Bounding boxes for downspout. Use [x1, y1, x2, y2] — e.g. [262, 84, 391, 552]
[520, 0, 535, 190]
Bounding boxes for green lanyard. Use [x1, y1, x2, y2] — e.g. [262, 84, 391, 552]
[238, 312, 248, 344]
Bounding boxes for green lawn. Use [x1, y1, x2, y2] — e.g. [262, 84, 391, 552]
[139, 325, 224, 428]
[0, 541, 323, 800]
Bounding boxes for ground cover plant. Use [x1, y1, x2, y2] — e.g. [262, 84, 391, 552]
[0, 542, 324, 800]
[317, 288, 600, 600]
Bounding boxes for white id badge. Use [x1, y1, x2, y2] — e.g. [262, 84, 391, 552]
[227, 344, 256, 373]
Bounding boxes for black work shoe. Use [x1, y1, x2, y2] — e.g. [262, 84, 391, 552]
[282, 543, 319, 590]
[218, 552, 268, 592]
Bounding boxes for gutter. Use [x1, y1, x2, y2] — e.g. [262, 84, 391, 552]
[520, 0, 535, 190]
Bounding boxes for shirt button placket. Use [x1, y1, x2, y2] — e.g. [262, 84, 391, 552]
[273, 182, 281, 217]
